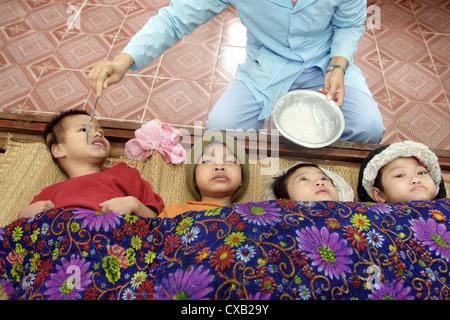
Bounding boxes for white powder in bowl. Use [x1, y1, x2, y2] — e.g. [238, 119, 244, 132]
[273, 89, 345, 148]
[278, 102, 331, 143]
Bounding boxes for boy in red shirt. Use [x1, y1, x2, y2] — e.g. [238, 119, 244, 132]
[18, 110, 164, 219]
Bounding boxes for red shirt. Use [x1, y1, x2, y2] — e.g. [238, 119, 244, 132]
[31, 162, 164, 214]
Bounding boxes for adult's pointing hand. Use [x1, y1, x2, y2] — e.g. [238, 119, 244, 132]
[88, 53, 135, 97]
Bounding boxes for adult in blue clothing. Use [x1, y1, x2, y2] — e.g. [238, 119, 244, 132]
[88, 0, 385, 143]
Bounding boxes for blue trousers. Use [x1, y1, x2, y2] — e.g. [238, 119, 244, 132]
[206, 67, 385, 143]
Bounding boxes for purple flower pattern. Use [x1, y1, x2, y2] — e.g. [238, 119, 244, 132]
[154, 265, 214, 300]
[0, 199, 449, 300]
[44, 255, 92, 300]
[411, 217, 450, 262]
[74, 209, 121, 232]
[235, 201, 282, 226]
[368, 280, 414, 300]
[296, 226, 353, 280]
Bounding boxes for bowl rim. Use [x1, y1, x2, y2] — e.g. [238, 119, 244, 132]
[272, 89, 345, 148]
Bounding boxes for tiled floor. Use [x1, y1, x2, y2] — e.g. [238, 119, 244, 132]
[0, 0, 449, 149]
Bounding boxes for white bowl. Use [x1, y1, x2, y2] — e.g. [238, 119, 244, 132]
[273, 89, 345, 148]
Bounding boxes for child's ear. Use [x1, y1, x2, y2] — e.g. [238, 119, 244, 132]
[51, 144, 65, 159]
[370, 187, 386, 203]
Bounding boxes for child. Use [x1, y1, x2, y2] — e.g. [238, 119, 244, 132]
[265, 162, 355, 202]
[18, 109, 164, 219]
[357, 140, 447, 203]
[159, 133, 249, 218]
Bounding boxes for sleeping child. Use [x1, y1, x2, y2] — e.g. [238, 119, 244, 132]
[159, 132, 249, 218]
[357, 140, 447, 203]
[18, 109, 164, 219]
[265, 162, 355, 202]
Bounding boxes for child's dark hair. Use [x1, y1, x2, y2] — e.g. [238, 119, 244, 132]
[272, 163, 323, 199]
[373, 170, 384, 193]
[45, 109, 89, 160]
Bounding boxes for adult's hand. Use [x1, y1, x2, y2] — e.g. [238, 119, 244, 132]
[319, 56, 348, 107]
[88, 53, 135, 96]
[319, 68, 345, 107]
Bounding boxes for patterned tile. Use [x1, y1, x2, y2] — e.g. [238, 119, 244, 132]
[157, 42, 218, 81]
[376, 98, 399, 145]
[89, 74, 152, 121]
[376, 29, 432, 64]
[70, 4, 128, 36]
[25, 68, 91, 113]
[0, 64, 40, 112]
[0, 30, 60, 67]
[146, 78, 211, 125]
[424, 33, 450, 66]
[353, 58, 388, 99]
[392, 100, 450, 149]
[47, 33, 114, 70]
[86, 0, 132, 6]
[411, 0, 450, 7]
[434, 65, 450, 103]
[354, 31, 380, 61]
[0, 0, 34, 29]
[132, 0, 171, 10]
[383, 61, 445, 103]
[0, 27, 32, 46]
[413, 4, 450, 34]
[117, 7, 157, 38]
[22, 2, 72, 33]
[375, 1, 417, 30]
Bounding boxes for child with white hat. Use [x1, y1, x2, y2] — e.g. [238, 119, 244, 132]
[357, 141, 446, 203]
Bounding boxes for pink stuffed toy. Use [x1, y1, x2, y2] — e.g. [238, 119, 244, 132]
[124, 119, 186, 164]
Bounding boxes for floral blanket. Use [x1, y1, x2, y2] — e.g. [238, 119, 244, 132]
[1, 199, 449, 300]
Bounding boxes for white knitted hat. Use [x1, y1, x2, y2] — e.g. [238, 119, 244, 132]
[358, 141, 444, 202]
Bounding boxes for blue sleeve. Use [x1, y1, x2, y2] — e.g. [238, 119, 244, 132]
[123, 0, 230, 71]
[330, 0, 367, 63]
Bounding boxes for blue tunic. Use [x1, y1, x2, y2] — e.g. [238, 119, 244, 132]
[124, 0, 371, 120]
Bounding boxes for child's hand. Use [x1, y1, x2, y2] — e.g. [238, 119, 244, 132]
[99, 196, 137, 215]
[99, 196, 157, 218]
[18, 200, 55, 219]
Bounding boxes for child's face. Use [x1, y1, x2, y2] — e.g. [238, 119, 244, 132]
[194, 143, 242, 201]
[285, 166, 339, 201]
[53, 114, 110, 163]
[371, 157, 437, 204]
